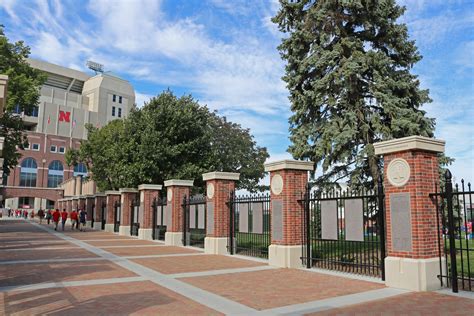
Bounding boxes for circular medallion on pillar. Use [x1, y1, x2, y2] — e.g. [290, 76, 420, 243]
[207, 183, 215, 199]
[167, 188, 173, 201]
[271, 174, 284, 195]
[387, 158, 411, 187]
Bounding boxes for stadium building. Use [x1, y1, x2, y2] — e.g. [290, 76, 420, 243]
[0, 59, 135, 210]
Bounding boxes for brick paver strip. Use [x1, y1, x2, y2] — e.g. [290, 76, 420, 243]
[0, 281, 222, 315]
[85, 239, 161, 247]
[182, 268, 385, 310]
[309, 291, 474, 315]
[132, 254, 266, 274]
[0, 261, 137, 287]
[0, 248, 97, 262]
[105, 246, 200, 256]
[0, 241, 77, 250]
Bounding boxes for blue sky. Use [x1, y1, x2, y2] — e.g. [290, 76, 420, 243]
[1, 0, 473, 183]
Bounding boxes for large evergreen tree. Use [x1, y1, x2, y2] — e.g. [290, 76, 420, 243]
[273, 0, 435, 187]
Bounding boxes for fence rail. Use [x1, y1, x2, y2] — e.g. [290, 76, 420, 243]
[152, 196, 167, 241]
[228, 192, 271, 259]
[182, 195, 207, 248]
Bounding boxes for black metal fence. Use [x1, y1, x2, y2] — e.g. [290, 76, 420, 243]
[152, 196, 167, 241]
[101, 202, 106, 230]
[182, 195, 207, 248]
[301, 182, 386, 279]
[228, 192, 271, 259]
[430, 170, 474, 292]
[91, 204, 95, 228]
[130, 199, 140, 236]
[114, 201, 120, 233]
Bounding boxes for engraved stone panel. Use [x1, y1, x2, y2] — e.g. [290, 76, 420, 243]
[207, 183, 215, 199]
[272, 200, 283, 241]
[344, 199, 364, 241]
[390, 193, 412, 252]
[156, 206, 162, 226]
[239, 203, 249, 233]
[321, 200, 338, 240]
[190, 205, 196, 228]
[197, 204, 205, 229]
[387, 158, 411, 187]
[165, 204, 172, 228]
[252, 203, 263, 234]
[167, 188, 173, 201]
[207, 202, 214, 234]
[271, 174, 284, 195]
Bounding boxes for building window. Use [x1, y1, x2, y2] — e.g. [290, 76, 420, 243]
[46, 199, 55, 209]
[50, 145, 57, 153]
[118, 108, 122, 118]
[74, 163, 88, 177]
[119, 96, 122, 104]
[58, 146, 65, 154]
[112, 106, 116, 116]
[12, 104, 21, 114]
[19, 197, 33, 208]
[26, 106, 39, 117]
[19, 158, 37, 187]
[24, 143, 30, 150]
[48, 160, 64, 188]
[32, 143, 40, 151]
[113, 94, 116, 102]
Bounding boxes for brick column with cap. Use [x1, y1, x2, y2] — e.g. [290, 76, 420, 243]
[93, 194, 106, 230]
[138, 184, 162, 240]
[85, 195, 94, 228]
[164, 180, 194, 246]
[202, 172, 240, 255]
[374, 135, 445, 291]
[118, 188, 138, 236]
[104, 191, 120, 233]
[264, 160, 314, 268]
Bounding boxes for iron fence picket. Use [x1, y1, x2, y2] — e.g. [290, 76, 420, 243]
[152, 196, 167, 241]
[182, 195, 207, 248]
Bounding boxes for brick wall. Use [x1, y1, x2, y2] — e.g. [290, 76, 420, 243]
[120, 192, 137, 226]
[206, 179, 235, 237]
[141, 190, 160, 229]
[384, 150, 441, 259]
[94, 196, 106, 222]
[168, 186, 191, 232]
[106, 194, 120, 224]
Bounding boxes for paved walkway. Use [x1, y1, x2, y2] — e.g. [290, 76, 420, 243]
[0, 219, 472, 315]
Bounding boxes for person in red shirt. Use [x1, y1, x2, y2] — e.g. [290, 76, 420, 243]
[70, 210, 79, 230]
[52, 209, 61, 231]
[60, 209, 68, 231]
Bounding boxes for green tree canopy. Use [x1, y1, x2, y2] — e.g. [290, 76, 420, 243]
[0, 26, 46, 175]
[273, 0, 436, 188]
[68, 90, 268, 192]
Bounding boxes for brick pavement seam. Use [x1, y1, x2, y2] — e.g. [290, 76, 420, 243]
[169, 265, 276, 279]
[297, 267, 385, 284]
[0, 257, 107, 265]
[435, 288, 474, 300]
[123, 253, 208, 259]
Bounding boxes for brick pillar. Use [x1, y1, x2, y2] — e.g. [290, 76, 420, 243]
[85, 196, 94, 227]
[78, 197, 86, 211]
[66, 199, 72, 213]
[93, 194, 106, 230]
[118, 188, 138, 236]
[374, 135, 445, 291]
[72, 198, 79, 213]
[264, 160, 314, 268]
[202, 172, 239, 254]
[138, 184, 162, 240]
[163, 179, 194, 246]
[104, 191, 120, 233]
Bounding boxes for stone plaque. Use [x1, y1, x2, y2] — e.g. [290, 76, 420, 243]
[190, 206, 196, 228]
[387, 158, 411, 187]
[272, 200, 283, 241]
[252, 202, 263, 234]
[239, 203, 249, 233]
[321, 200, 338, 240]
[207, 183, 215, 199]
[156, 207, 162, 226]
[167, 188, 173, 202]
[271, 174, 284, 195]
[344, 199, 364, 241]
[197, 204, 205, 229]
[207, 202, 214, 234]
[165, 204, 172, 228]
[390, 193, 412, 252]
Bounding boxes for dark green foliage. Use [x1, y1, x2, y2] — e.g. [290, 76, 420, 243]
[273, 0, 436, 188]
[73, 90, 269, 192]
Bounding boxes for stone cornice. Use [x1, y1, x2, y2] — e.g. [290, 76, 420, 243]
[264, 160, 314, 172]
[202, 172, 240, 181]
[164, 179, 194, 187]
[138, 184, 162, 191]
[374, 136, 445, 155]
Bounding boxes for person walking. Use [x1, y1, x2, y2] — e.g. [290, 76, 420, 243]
[52, 209, 61, 231]
[37, 209, 44, 224]
[46, 209, 52, 225]
[79, 209, 87, 232]
[71, 209, 79, 230]
[61, 209, 68, 231]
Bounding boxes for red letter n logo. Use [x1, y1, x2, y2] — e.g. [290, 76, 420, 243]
[58, 111, 71, 123]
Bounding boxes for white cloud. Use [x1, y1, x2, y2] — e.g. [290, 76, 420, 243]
[135, 92, 153, 108]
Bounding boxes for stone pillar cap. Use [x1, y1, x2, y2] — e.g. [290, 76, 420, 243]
[138, 184, 162, 191]
[119, 188, 138, 193]
[374, 136, 445, 155]
[264, 159, 314, 172]
[164, 179, 194, 187]
[202, 172, 240, 181]
[94, 193, 106, 197]
[104, 190, 121, 195]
